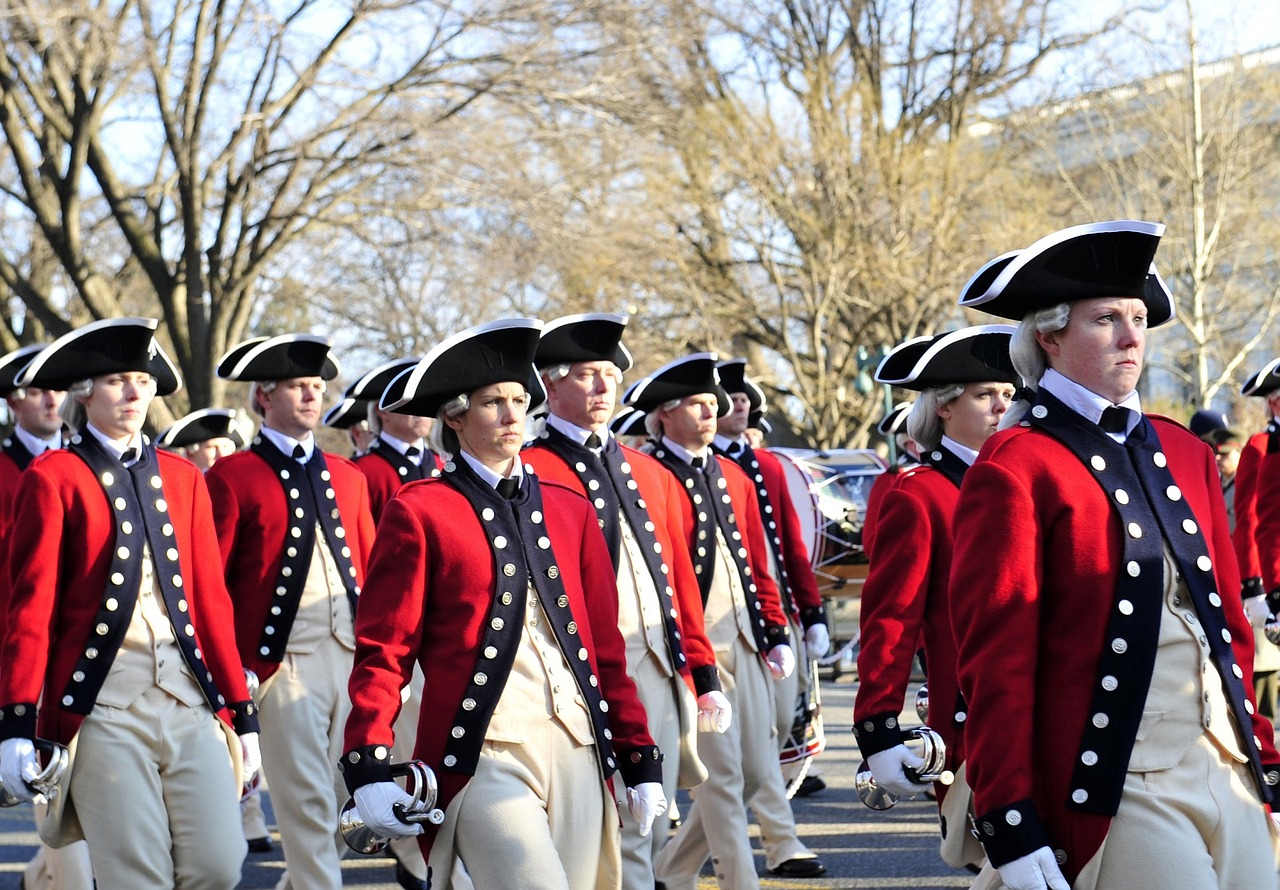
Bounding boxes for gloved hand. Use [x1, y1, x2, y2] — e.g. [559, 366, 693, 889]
[353, 781, 426, 839]
[240, 732, 262, 787]
[804, 623, 831, 658]
[626, 782, 668, 837]
[865, 744, 931, 797]
[0, 738, 39, 803]
[1244, 594, 1271, 627]
[996, 846, 1070, 890]
[696, 690, 732, 733]
[765, 644, 796, 680]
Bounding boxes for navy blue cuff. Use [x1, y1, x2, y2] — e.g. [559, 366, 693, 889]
[852, 711, 906, 757]
[763, 623, 790, 650]
[800, 604, 827, 629]
[0, 704, 37, 741]
[617, 744, 664, 787]
[227, 700, 260, 735]
[337, 743, 395, 794]
[974, 799, 1053, 867]
[691, 665, 721, 696]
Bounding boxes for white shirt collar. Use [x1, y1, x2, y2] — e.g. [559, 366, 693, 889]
[1039, 367, 1141, 443]
[376, 432, 425, 464]
[940, 435, 979, 466]
[547, 413, 607, 449]
[661, 436, 709, 466]
[13, 425, 61, 456]
[712, 433, 746, 454]
[458, 449, 524, 489]
[258, 424, 315, 463]
[85, 424, 144, 462]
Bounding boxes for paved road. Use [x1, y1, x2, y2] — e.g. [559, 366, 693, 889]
[0, 675, 975, 889]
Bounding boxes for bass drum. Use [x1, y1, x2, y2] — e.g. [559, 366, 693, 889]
[771, 450, 864, 594]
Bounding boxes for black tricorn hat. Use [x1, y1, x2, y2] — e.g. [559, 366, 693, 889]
[216, 334, 340, 382]
[0, 344, 47, 396]
[609, 406, 647, 437]
[536, 312, 634, 372]
[958, 220, 1173, 327]
[716, 359, 766, 412]
[344, 357, 421, 403]
[322, 397, 372, 429]
[383, 318, 546, 417]
[18, 318, 182, 396]
[876, 401, 913, 436]
[158, 408, 247, 450]
[622, 353, 731, 416]
[875, 325, 1019, 391]
[1241, 357, 1280, 398]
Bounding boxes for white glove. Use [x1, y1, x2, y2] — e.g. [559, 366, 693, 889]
[0, 738, 39, 803]
[1245, 595, 1271, 627]
[865, 744, 932, 797]
[696, 690, 732, 733]
[239, 732, 262, 786]
[353, 781, 426, 839]
[764, 644, 796, 680]
[626, 782, 668, 837]
[996, 846, 1070, 890]
[804, 623, 831, 657]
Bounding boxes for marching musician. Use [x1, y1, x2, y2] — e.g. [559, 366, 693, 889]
[852, 326, 1018, 871]
[157, 408, 247, 471]
[0, 318, 259, 889]
[629, 353, 825, 887]
[349, 358, 439, 524]
[521, 313, 728, 889]
[711, 360, 832, 815]
[1232, 359, 1280, 719]
[0, 344, 94, 890]
[951, 221, 1280, 889]
[206, 334, 375, 890]
[340, 317, 665, 889]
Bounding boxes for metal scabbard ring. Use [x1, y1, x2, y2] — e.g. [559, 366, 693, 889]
[0, 739, 71, 807]
[340, 759, 445, 854]
[855, 726, 953, 811]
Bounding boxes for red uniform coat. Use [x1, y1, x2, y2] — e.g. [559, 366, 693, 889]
[0, 449, 252, 745]
[521, 441, 719, 684]
[342, 475, 660, 857]
[950, 416, 1277, 879]
[853, 465, 965, 796]
[205, 449, 375, 680]
[353, 443, 436, 524]
[752, 448, 825, 625]
[861, 465, 903, 560]
[1232, 430, 1269, 583]
[0, 448, 28, 646]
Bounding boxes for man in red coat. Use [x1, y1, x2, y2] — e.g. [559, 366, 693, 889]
[712, 360, 833, 822]
[521, 313, 728, 889]
[341, 317, 665, 890]
[157, 408, 247, 471]
[0, 318, 259, 889]
[206, 333, 375, 890]
[348, 357, 438, 523]
[854, 326, 1017, 870]
[625, 353, 825, 887]
[952, 221, 1280, 890]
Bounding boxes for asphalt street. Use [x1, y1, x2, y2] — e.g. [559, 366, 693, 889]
[0, 674, 975, 889]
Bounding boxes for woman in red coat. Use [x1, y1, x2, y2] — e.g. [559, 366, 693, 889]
[852, 325, 1017, 869]
[341, 318, 665, 890]
[951, 221, 1279, 890]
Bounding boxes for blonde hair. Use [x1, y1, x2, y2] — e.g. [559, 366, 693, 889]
[60, 378, 94, 431]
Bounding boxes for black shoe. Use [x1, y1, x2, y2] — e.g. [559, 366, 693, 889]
[793, 775, 826, 797]
[246, 836, 273, 854]
[394, 858, 429, 890]
[769, 857, 827, 878]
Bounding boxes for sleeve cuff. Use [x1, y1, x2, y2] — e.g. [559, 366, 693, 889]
[974, 799, 1053, 867]
[691, 665, 721, 696]
[852, 710, 906, 756]
[799, 604, 827, 629]
[1262, 762, 1280, 803]
[0, 703, 38, 741]
[763, 623, 790, 650]
[227, 700, 260, 735]
[617, 744, 664, 787]
[1244, 576, 1266, 599]
[337, 743, 395, 794]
